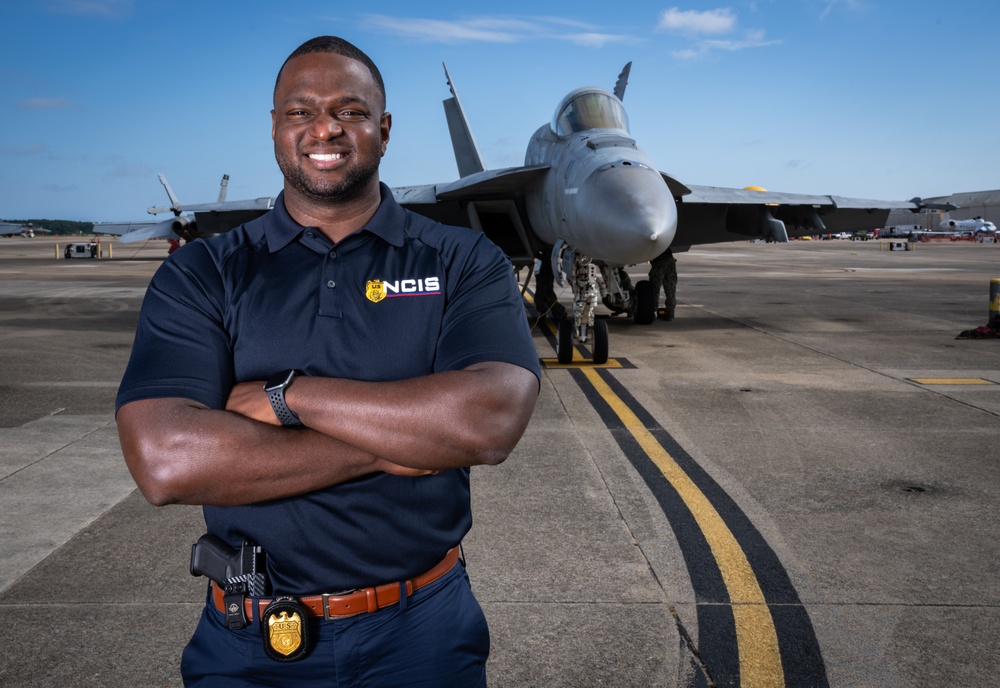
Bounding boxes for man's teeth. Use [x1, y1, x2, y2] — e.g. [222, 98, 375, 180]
[309, 153, 342, 161]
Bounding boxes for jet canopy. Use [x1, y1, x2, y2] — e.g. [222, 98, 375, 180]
[551, 88, 630, 137]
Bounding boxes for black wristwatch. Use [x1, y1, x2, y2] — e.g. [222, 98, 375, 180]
[264, 369, 303, 427]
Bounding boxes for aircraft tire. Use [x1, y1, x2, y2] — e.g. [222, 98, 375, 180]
[557, 320, 574, 364]
[634, 280, 655, 325]
[592, 318, 609, 364]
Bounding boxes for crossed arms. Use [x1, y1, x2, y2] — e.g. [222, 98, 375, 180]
[117, 361, 538, 507]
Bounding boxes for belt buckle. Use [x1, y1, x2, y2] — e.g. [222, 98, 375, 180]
[321, 589, 356, 620]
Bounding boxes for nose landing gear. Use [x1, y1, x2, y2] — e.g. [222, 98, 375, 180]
[558, 317, 608, 364]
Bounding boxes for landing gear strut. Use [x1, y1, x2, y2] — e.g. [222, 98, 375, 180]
[552, 243, 610, 365]
[541, 242, 657, 364]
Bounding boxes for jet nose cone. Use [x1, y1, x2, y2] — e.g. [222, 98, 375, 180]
[577, 164, 677, 265]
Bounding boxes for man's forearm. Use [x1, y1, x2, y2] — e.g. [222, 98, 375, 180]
[117, 399, 392, 507]
[283, 362, 538, 470]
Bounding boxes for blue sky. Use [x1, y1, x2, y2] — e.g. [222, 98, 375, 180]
[1, 0, 997, 222]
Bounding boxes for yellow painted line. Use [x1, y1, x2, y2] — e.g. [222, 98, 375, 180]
[581, 367, 784, 687]
[909, 378, 994, 385]
[541, 358, 624, 369]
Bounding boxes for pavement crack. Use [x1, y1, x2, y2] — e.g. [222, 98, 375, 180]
[0, 421, 114, 483]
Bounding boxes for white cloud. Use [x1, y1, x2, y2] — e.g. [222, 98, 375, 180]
[659, 9, 780, 60]
[363, 15, 538, 43]
[658, 7, 737, 35]
[701, 29, 781, 52]
[43, 0, 133, 19]
[363, 14, 634, 47]
[561, 32, 634, 48]
[819, 0, 868, 20]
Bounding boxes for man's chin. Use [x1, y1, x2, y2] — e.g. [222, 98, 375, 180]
[291, 170, 378, 204]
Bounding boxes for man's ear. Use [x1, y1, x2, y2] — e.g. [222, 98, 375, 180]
[380, 112, 392, 156]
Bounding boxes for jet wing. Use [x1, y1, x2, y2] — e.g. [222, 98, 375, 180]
[93, 218, 182, 243]
[393, 164, 549, 266]
[93, 202, 272, 245]
[672, 183, 922, 247]
[177, 198, 274, 213]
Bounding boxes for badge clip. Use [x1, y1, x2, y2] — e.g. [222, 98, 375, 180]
[261, 597, 310, 662]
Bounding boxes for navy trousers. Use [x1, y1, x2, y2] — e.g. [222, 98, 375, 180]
[181, 563, 489, 687]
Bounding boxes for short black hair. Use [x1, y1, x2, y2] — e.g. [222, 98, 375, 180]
[273, 36, 386, 108]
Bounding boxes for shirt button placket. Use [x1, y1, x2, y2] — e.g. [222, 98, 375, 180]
[320, 249, 340, 317]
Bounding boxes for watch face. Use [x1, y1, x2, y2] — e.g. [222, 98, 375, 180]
[264, 369, 296, 392]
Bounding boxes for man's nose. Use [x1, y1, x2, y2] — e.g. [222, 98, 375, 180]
[309, 114, 343, 140]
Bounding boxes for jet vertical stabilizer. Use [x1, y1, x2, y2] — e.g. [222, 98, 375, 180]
[148, 174, 182, 215]
[442, 64, 486, 178]
[613, 62, 632, 101]
[217, 174, 229, 204]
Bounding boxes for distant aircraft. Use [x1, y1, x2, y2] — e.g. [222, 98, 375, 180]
[938, 213, 997, 233]
[0, 222, 52, 238]
[93, 174, 274, 244]
[393, 63, 947, 363]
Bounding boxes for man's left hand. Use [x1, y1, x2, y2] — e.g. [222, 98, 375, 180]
[226, 381, 280, 425]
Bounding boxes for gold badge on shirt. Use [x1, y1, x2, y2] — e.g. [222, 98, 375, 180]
[366, 279, 386, 303]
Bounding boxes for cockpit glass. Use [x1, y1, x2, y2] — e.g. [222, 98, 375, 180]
[552, 91, 630, 136]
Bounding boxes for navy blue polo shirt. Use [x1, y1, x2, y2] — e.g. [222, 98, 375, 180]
[116, 183, 540, 594]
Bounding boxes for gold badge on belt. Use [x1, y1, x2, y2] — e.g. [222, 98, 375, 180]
[261, 597, 310, 662]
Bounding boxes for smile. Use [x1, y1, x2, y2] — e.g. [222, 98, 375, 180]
[308, 153, 343, 161]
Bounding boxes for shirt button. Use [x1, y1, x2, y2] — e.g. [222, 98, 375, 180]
[327, 280, 336, 288]
[329, 250, 337, 258]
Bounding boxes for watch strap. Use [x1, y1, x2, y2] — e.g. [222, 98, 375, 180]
[267, 384, 302, 427]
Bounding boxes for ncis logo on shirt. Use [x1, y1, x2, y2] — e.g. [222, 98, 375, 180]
[365, 277, 441, 303]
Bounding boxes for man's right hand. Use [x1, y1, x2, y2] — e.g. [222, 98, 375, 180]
[378, 461, 441, 478]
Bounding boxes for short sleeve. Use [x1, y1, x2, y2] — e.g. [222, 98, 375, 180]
[115, 244, 236, 412]
[433, 234, 541, 381]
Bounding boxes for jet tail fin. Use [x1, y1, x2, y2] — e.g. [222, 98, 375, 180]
[148, 173, 182, 215]
[442, 64, 485, 178]
[614, 62, 632, 101]
[217, 174, 229, 204]
[158, 173, 181, 208]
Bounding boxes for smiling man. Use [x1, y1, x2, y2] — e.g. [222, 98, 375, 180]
[115, 36, 540, 687]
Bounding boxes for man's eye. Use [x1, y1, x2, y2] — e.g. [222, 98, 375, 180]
[337, 110, 368, 122]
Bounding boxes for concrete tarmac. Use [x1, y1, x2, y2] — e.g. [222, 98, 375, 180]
[1, 236, 998, 686]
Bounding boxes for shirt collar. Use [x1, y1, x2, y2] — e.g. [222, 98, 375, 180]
[264, 183, 406, 252]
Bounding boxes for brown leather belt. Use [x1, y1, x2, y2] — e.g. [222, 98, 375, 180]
[212, 546, 460, 620]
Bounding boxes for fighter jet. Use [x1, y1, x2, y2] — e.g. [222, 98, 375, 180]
[93, 174, 274, 245]
[393, 64, 943, 364]
[0, 222, 52, 238]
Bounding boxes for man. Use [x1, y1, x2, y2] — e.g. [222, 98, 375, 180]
[116, 36, 540, 687]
